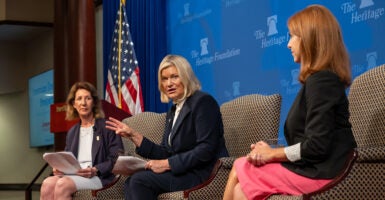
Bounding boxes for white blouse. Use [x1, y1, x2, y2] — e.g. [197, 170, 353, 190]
[77, 126, 94, 169]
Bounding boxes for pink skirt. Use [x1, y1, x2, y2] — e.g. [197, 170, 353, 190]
[234, 157, 332, 200]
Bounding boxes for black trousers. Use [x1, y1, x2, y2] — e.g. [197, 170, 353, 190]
[124, 170, 202, 200]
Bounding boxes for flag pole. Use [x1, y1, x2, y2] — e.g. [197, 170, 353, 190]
[117, 0, 124, 109]
[105, 0, 143, 115]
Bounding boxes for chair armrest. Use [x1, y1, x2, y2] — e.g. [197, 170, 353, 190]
[220, 157, 237, 169]
[303, 149, 358, 199]
[356, 146, 385, 162]
[183, 159, 222, 198]
[91, 174, 121, 197]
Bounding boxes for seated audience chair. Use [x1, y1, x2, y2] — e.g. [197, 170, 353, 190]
[269, 64, 385, 199]
[184, 94, 282, 199]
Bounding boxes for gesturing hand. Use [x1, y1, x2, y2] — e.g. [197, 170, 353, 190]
[105, 117, 135, 138]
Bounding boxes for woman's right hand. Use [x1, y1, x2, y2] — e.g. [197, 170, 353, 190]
[106, 117, 136, 138]
[106, 117, 144, 146]
[246, 141, 287, 166]
[246, 141, 273, 166]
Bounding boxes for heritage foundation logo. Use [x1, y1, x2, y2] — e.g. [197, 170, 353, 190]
[254, 14, 288, 49]
[191, 38, 241, 66]
[341, 1, 384, 24]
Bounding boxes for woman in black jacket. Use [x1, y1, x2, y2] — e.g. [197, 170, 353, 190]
[222, 5, 357, 200]
[40, 82, 123, 200]
[106, 54, 229, 200]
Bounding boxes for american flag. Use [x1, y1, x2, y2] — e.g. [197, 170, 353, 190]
[105, 2, 144, 115]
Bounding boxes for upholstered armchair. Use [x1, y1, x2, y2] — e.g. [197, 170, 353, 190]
[73, 110, 223, 200]
[185, 94, 283, 199]
[307, 64, 385, 199]
[270, 64, 385, 199]
[73, 112, 166, 199]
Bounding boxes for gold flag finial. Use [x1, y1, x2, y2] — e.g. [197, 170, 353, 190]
[121, 0, 126, 6]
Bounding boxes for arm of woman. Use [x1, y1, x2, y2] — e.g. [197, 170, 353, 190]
[144, 159, 171, 173]
[300, 72, 344, 162]
[247, 141, 289, 166]
[106, 117, 144, 147]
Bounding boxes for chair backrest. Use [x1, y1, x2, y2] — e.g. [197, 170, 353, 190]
[122, 112, 166, 157]
[220, 94, 282, 158]
[348, 64, 385, 148]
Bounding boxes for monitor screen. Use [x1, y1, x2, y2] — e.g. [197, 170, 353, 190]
[28, 69, 54, 147]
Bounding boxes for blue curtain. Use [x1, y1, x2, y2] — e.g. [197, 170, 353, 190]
[103, 0, 169, 113]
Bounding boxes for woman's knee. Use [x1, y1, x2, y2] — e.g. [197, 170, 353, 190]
[233, 183, 247, 200]
[55, 177, 77, 194]
[124, 173, 160, 200]
[41, 176, 59, 192]
[125, 172, 152, 191]
[40, 176, 61, 200]
[127, 172, 147, 184]
[124, 173, 141, 190]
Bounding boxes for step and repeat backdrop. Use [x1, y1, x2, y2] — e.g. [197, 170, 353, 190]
[166, 0, 385, 143]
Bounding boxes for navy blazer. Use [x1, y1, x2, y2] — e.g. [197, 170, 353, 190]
[136, 91, 228, 182]
[282, 70, 357, 179]
[65, 118, 124, 186]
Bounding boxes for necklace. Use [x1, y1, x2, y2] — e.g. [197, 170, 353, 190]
[80, 126, 93, 137]
[81, 118, 95, 127]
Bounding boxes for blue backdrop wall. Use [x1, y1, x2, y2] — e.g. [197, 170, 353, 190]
[166, 0, 385, 144]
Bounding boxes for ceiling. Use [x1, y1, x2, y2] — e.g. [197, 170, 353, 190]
[0, 0, 54, 42]
[0, 0, 102, 43]
[0, 23, 52, 43]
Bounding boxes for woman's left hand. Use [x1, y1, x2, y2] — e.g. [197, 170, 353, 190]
[145, 159, 171, 174]
[246, 141, 274, 166]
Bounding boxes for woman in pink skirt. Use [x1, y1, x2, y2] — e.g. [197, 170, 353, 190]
[223, 5, 357, 200]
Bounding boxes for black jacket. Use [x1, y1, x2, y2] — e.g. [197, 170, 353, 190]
[136, 90, 228, 181]
[66, 118, 124, 186]
[282, 70, 357, 179]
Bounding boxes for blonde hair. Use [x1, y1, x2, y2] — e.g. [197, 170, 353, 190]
[65, 81, 105, 120]
[158, 55, 201, 103]
[287, 4, 351, 86]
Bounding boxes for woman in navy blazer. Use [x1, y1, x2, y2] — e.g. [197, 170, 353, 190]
[223, 5, 357, 200]
[40, 82, 123, 200]
[106, 54, 229, 200]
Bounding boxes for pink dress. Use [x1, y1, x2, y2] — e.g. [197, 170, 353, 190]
[234, 157, 332, 200]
